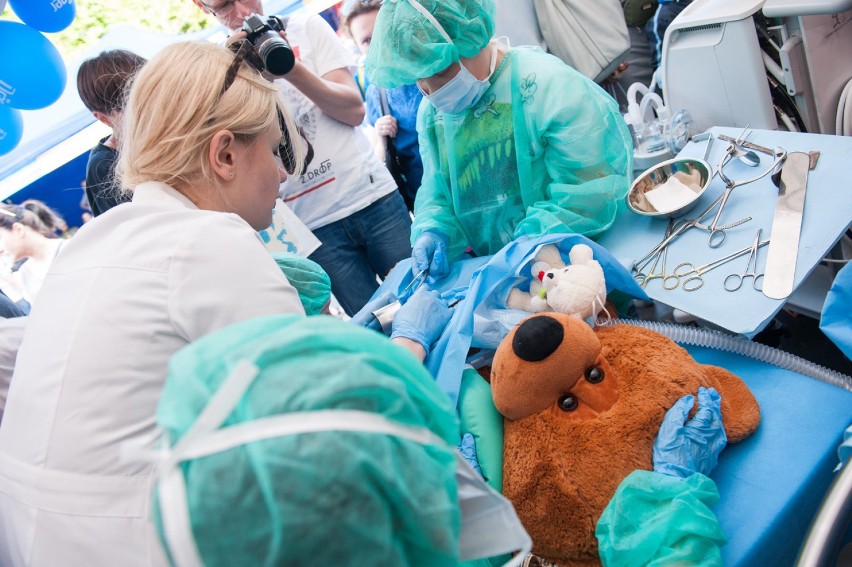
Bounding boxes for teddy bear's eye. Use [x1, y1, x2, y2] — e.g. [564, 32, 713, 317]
[585, 366, 604, 384]
[558, 394, 578, 412]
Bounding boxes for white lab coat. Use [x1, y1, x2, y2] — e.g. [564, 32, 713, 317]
[0, 182, 304, 566]
[0, 316, 26, 424]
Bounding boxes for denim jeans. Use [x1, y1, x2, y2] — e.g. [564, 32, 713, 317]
[309, 191, 412, 316]
[0, 292, 25, 318]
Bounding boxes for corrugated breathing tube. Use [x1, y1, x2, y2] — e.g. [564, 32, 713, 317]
[605, 319, 852, 392]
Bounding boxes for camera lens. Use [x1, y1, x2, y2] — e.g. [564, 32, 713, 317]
[258, 34, 295, 75]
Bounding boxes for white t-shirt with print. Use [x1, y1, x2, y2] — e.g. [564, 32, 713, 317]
[276, 13, 397, 230]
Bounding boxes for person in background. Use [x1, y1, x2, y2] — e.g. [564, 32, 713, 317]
[0, 203, 69, 308]
[192, 0, 414, 316]
[342, 0, 424, 213]
[0, 291, 24, 319]
[76, 49, 147, 216]
[21, 198, 69, 237]
[0, 40, 450, 567]
[646, 0, 694, 71]
[365, 0, 632, 282]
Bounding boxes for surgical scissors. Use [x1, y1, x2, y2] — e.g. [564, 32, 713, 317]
[724, 230, 765, 292]
[631, 191, 730, 276]
[633, 220, 674, 288]
[663, 238, 770, 291]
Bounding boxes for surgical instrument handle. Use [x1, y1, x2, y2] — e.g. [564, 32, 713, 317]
[631, 192, 729, 273]
[663, 239, 770, 291]
[723, 230, 765, 292]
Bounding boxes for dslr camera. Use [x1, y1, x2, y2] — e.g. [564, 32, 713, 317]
[241, 13, 295, 76]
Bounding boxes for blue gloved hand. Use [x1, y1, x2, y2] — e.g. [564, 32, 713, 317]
[349, 291, 396, 329]
[390, 287, 452, 356]
[653, 387, 727, 479]
[457, 432, 483, 477]
[412, 230, 450, 279]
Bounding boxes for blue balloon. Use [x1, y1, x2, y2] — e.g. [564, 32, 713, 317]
[0, 105, 24, 156]
[8, 0, 76, 33]
[0, 21, 66, 110]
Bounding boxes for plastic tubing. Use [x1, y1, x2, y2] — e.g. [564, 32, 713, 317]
[762, 50, 786, 88]
[638, 91, 667, 124]
[607, 319, 852, 392]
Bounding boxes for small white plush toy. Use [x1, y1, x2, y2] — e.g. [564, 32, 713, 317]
[506, 243, 606, 320]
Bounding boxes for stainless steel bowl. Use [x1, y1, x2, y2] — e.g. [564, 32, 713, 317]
[627, 157, 713, 218]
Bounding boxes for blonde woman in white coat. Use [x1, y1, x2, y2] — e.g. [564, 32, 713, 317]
[0, 41, 309, 567]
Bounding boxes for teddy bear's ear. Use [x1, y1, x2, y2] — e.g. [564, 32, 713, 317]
[568, 244, 594, 266]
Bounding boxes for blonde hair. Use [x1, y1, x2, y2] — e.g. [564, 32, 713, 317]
[118, 41, 303, 193]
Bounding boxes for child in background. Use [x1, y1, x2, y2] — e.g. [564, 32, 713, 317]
[76, 49, 147, 216]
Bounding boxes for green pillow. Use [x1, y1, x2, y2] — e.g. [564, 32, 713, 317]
[458, 367, 504, 493]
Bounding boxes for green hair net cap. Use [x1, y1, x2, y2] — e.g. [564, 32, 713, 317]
[271, 252, 331, 315]
[365, 0, 496, 88]
[155, 315, 462, 566]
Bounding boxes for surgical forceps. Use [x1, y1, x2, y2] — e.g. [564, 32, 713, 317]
[630, 132, 755, 275]
[705, 131, 788, 248]
[633, 220, 675, 288]
[662, 238, 770, 291]
[402, 267, 429, 296]
[723, 230, 765, 292]
[631, 191, 732, 276]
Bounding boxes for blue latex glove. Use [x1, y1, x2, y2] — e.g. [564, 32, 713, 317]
[653, 387, 727, 479]
[457, 432, 483, 477]
[349, 291, 396, 329]
[412, 230, 450, 279]
[390, 287, 452, 356]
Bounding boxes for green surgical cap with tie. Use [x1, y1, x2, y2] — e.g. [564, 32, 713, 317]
[272, 252, 331, 316]
[364, 0, 496, 88]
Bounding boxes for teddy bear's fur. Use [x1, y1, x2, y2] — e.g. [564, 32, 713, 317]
[489, 313, 761, 565]
[537, 245, 606, 320]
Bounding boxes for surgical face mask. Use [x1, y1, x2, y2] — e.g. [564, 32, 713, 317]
[419, 44, 497, 114]
[403, 0, 497, 114]
[132, 360, 532, 567]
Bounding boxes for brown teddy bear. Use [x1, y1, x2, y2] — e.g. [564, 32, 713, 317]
[489, 312, 761, 565]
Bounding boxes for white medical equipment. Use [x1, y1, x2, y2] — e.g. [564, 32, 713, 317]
[661, 0, 852, 135]
[624, 83, 695, 171]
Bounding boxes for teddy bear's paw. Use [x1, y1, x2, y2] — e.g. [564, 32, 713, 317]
[530, 295, 550, 313]
[507, 288, 536, 312]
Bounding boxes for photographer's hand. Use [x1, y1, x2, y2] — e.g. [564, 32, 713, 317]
[375, 115, 398, 138]
[265, 21, 364, 126]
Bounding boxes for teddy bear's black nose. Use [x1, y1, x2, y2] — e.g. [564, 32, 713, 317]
[545, 272, 554, 279]
[512, 315, 564, 362]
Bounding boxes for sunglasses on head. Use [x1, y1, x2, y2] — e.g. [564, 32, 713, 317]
[0, 206, 21, 220]
[221, 40, 314, 176]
